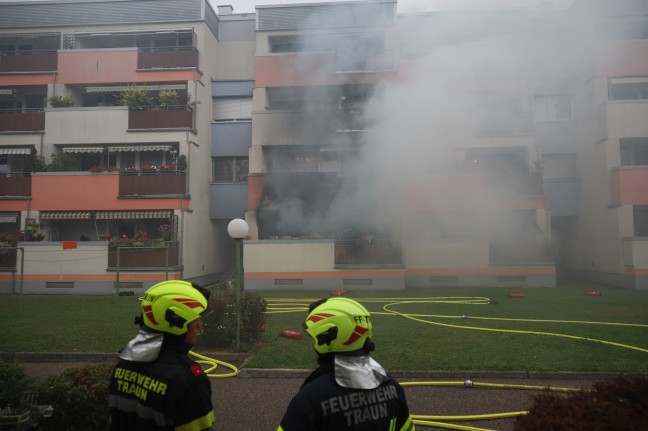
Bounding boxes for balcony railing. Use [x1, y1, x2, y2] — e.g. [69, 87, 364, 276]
[0, 173, 31, 197]
[128, 106, 193, 129]
[0, 110, 45, 132]
[483, 172, 544, 196]
[0, 51, 58, 73]
[108, 243, 179, 268]
[335, 50, 394, 73]
[137, 47, 198, 69]
[119, 170, 186, 195]
[334, 240, 403, 266]
[489, 240, 553, 264]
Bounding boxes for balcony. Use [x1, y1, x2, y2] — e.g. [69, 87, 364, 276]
[476, 113, 534, 136]
[119, 171, 186, 196]
[611, 167, 648, 205]
[256, 52, 397, 87]
[128, 107, 193, 129]
[108, 243, 179, 268]
[137, 48, 198, 69]
[489, 240, 553, 264]
[0, 52, 58, 73]
[0, 110, 45, 132]
[334, 240, 403, 266]
[0, 174, 31, 197]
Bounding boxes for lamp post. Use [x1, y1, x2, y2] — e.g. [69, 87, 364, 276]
[227, 218, 248, 351]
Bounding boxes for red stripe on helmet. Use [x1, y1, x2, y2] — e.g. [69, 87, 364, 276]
[173, 298, 205, 309]
[306, 313, 334, 323]
[143, 304, 158, 325]
[343, 325, 369, 345]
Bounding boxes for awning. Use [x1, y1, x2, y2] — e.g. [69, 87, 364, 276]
[40, 211, 92, 220]
[95, 210, 173, 220]
[0, 89, 14, 96]
[610, 77, 648, 85]
[0, 147, 32, 155]
[86, 85, 186, 93]
[62, 146, 104, 153]
[107, 145, 172, 152]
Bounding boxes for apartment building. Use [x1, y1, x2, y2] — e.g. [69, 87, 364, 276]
[244, 0, 555, 290]
[0, 0, 252, 293]
[558, 0, 648, 289]
[1, 0, 646, 293]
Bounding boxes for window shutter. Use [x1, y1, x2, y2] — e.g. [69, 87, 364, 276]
[213, 98, 252, 120]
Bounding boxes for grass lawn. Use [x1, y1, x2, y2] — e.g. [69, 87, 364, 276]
[1, 280, 647, 372]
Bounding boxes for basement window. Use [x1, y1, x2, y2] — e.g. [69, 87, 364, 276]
[46, 282, 74, 289]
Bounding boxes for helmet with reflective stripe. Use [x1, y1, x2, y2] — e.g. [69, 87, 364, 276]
[139, 280, 210, 336]
[304, 297, 372, 354]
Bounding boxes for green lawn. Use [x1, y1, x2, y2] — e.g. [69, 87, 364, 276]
[2, 281, 648, 372]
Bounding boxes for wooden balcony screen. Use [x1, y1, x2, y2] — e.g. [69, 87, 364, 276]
[334, 241, 403, 265]
[0, 53, 58, 73]
[0, 176, 31, 197]
[0, 112, 45, 132]
[119, 172, 186, 195]
[137, 50, 198, 69]
[108, 243, 179, 268]
[128, 109, 193, 129]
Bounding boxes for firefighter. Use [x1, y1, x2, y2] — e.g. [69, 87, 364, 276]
[108, 280, 214, 431]
[277, 297, 415, 431]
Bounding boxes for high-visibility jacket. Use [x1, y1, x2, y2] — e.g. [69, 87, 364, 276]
[108, 343, 214, 431]
[278, 361, 415, 431]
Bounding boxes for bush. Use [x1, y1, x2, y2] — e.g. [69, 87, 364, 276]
[118, 85, 151, 110]
[197, 287, 267, 351]
[514, 374, 648, 431]
[37, 363, 114, 431]
[46, 95, 74, 108]
[0, 361, 35, 412]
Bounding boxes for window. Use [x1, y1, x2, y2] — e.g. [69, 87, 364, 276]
[266, 87, 336, 111]
[634, 206, 648, 237]
[213, 97, 252, 121]
[620, 138, 648, 166]
[266, 148, 318, 172]
[609, 78, 648, 100]
[533, 95, 573, 121]
[212, 157, 248, 182]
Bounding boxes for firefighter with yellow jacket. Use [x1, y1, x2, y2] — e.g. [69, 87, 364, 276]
[109, 280, 214, 431]
[278, 297, 415, 431]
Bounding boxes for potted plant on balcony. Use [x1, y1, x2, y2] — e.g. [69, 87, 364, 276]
[141, 164, 158, 174]
[118, 85, 151, 110]
[46, 95, 74, 108]
[158, 90, 178, 108]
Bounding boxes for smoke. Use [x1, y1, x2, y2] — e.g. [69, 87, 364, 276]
[258, 0, 579, 249]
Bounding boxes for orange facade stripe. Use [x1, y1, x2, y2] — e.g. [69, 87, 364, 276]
[0, 273, 181, 282]
[0, 74, 56, 86]
[406, 267, 555, 276]
[245, 271, 405, 279]
[31, 175, 188, 210]
[624, 267, 648, 276]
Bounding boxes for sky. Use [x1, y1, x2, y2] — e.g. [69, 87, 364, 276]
[213, 0, 569, 14]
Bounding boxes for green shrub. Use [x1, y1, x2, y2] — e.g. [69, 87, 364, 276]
[37, 362, 114, 431]
[118, 85, 152, 110]
[158, 90, 178, 106]
[48, 152, 79, 172]
[197, 287, 267, 351]
[514, 374, 648, 431]
[0, 361, 35, 412]
[46, 95, 74, 108]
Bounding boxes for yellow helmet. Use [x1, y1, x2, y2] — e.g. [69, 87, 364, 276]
[139, 280, 210, 336]
[304, 297, 373, 354]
